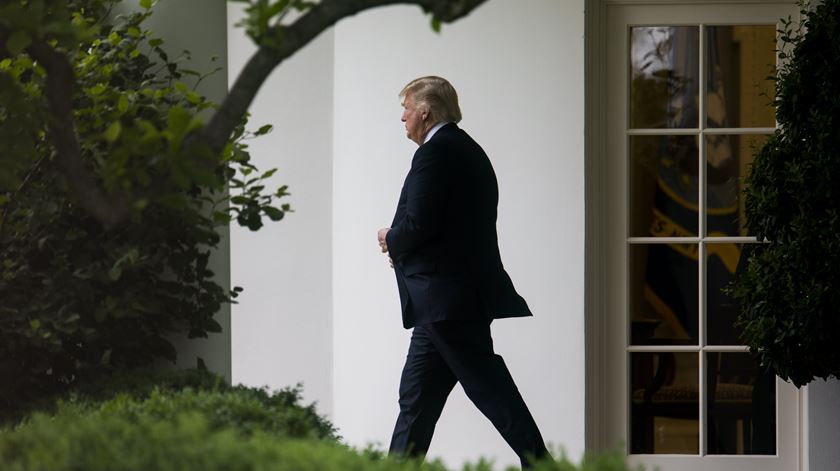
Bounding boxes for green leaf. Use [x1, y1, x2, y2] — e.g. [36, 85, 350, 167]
[104, 121, 122, 142]
[263, 206, 284, 221]
[88, 83, 107, 96]
[136, 119, 159, 141]
[260, 168, 277, 179]
[99, 349, 112, 366]
[30, 319, 41, 331]
[186, 91, 202, 105]
[117, 94, 129, 114]
[213, 211, 232, 223]
[430, 16, 442, 33]
[6, 31, 32, 56]
[255, 124, 273, 136]
[167, 106, 192, 136]
[139, 0, 155, 9]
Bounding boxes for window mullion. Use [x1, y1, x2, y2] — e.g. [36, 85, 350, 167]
[698, 22, 708, 458]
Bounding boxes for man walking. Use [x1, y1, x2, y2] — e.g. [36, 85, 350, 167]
[377, 76, 549, 468]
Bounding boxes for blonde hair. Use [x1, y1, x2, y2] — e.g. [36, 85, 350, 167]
[399, 76, 462, 123]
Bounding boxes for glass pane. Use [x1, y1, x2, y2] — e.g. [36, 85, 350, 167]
[630, 26, 699, 128]
[630, 244, 698, 345]
[630, 135, 699, 237]
[707, 243, 753, 345]
[706, 134, 769, 237]
[706, 25, 777, 128]
[631, 352, 699, 454]
[706, 353, 776, 454]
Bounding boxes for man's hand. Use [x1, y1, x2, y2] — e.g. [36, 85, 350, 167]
[377, 228, 390, 253]
[378, 228, 393, 268]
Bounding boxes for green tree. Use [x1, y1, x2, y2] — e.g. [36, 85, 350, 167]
[1, 0, 487, 228]
[0, 0, 289, 413]
[731, 0, 840, 387]
[0, 0, 488, 412]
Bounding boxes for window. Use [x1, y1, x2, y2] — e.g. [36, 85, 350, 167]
[601, 3, 801, 470]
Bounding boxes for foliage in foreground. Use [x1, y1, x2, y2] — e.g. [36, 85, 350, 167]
[0, 368, 634, 471]
[0, 400, 633, 471]
[0, 0, 288, 414]
[0, 406, 413, 471]
[0, 384, 631, 471]
[1, 367, 337, 442]
[730, 0, 840, 386]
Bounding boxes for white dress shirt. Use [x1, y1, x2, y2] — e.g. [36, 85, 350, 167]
[423, 122, 449, 144]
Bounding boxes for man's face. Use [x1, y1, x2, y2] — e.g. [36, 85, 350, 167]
[401, 94, 427, 146]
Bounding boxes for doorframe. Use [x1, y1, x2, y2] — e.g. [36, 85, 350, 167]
[583, 0, 808, 467]
[584, 0, 609, 454]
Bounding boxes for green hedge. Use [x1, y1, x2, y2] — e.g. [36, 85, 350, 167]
[0, 399, 633, 471]
[0, 368, 635, 470]
[94, 388, 336, 441]
[3, 367, 334, 442]
[0, 406, 435, 471]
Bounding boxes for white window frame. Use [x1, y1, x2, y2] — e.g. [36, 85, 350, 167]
[584, 1, 807, 470]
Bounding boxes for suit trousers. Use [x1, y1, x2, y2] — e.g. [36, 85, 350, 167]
[388, 319, 549, 468]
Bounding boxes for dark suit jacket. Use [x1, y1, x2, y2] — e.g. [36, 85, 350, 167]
[386, 123, 532, 329]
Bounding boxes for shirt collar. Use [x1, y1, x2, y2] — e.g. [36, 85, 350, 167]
[423, 122, 448, 144]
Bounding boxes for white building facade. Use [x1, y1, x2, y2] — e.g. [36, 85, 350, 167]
[148, 1, 840, 470]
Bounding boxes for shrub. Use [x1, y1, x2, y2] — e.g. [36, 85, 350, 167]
[65, 366, 230, 402]
[2, 367, 337, 442]
[0, 0, 288, 413]
[0, 394, 635, 471]
[0, 368, 635, 471]
[82, 387, 337, 442]
[1, 366, 221, 425]
[730, 0, 840, 386]
[0, 385, 426, 471]
[0, 405, 433, 471]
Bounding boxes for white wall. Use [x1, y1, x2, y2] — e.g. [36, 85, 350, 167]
[808, 379, 840, 471]
[226, 6, 334, 414]
[331, 1, 586, 468]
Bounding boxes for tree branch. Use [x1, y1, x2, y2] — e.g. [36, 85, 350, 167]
[25, 39, 131, 229]
[4, 0, 487, 229]
[199, 0, 487, 153]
